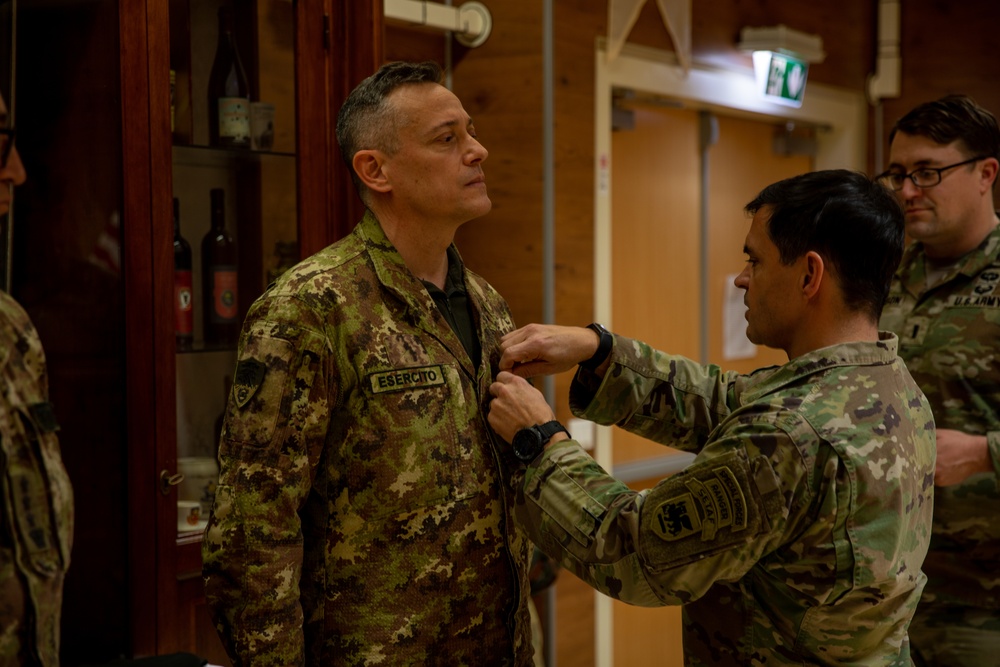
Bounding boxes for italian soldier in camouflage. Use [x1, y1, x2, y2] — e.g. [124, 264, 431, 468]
[0, 90, 73, 667]
[877, 95, 1000, 665]
[489, 170, 936, 666]
[202, 62, 537, 665]
[0, 293, 74, 667]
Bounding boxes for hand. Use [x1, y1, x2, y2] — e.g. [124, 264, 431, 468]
[934, 428, 993, 486]
[499, 323, 601, 378]
[488, 371, 558, 443]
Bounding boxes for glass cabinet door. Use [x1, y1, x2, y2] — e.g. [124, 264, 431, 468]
[168, 0, 298, 660]
[170, 0, 297, 530]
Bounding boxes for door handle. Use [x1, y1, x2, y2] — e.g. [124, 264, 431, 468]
[160, 469, 184, 496]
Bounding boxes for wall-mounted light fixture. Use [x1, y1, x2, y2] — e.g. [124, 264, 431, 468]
[738, 25, 825, 108]
[384, 0, 493, 48]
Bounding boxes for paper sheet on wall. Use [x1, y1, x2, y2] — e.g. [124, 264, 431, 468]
[723, 274, 756, 360]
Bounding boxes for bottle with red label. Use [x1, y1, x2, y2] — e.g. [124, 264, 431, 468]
[173, 197, 194, 350]
[201, 188, 239, 346]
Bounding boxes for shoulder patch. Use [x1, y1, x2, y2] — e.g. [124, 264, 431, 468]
[640, 450, 776, 571]
[28, 402, 60, 433]
[233, 358, 266, 408]
[650, 467, 748, 543]
[651, 492, 702, 541]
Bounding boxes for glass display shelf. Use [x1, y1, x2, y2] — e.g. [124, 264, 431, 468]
[173, 143, 295, 167]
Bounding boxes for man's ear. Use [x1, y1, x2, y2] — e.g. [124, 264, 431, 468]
[353, 149, 391, 194]
[980, 157, 1000, 194]
[801, 251, 825, 299]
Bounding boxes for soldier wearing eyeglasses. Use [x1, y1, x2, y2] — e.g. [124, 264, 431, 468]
[0, 89, 74, 667]
[878, 94, 1000, 666]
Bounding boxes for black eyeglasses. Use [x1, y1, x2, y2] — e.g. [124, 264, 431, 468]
[877, 155, 990, 191]
[0, 128, 14, 169]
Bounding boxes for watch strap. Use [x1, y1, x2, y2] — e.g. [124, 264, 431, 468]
[580, 322, 613, 371]
[537, 420, 570, 444]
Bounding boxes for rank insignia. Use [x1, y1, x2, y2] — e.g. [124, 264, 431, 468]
[973, 269, 1000, 295]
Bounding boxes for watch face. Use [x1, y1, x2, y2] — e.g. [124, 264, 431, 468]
[512, 427, 542, 462]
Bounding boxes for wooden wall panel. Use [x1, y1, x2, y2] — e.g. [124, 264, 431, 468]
[879, 0, 1000, 168]
[452, 2, 545, 330]
[550, 1, 606, 426]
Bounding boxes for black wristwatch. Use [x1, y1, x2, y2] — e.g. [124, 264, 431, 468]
[580, 322, 613, 371]
[511, 420, 570, 464]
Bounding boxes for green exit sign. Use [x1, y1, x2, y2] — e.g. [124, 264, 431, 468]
[757, 52, 809, 108]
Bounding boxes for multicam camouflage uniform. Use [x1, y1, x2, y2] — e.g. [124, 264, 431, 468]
[203, 211, 534, 666]
[0, 292, 73, 666]
[515, 332, 935, 666]
[880, 224, 1000, 664]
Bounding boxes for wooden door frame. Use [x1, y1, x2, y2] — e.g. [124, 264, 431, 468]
[120, 0, 168, 655]
[591, 40, 866, 667]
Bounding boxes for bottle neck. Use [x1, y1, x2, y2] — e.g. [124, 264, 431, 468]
[210, 190, 226, 230]
[218, 10, 236, 50]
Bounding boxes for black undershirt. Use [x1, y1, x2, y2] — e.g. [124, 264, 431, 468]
[422, 246, 482, 369]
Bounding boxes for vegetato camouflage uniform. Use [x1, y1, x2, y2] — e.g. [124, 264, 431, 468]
[0, 292, 73, 666]
[880, 224, 1000, 665]
[203, 211, 534, 666]
[516, 333, 935, 666]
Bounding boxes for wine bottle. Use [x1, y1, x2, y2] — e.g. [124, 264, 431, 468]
[173, 197, 194, 350]
[207, 6, 250, 148]
[202, 189, 239, 346]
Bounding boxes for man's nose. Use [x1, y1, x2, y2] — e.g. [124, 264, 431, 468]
[467, 137, 488, 163]
[898, 177, 922, 200]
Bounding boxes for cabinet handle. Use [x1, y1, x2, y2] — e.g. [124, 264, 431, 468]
[160, 469, 185, 496]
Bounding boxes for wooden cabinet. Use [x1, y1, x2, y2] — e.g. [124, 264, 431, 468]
[9, 0, 381, 663]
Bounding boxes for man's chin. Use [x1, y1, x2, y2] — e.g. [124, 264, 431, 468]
[467, 198, 492, 220]
[903, 220, 934, 243]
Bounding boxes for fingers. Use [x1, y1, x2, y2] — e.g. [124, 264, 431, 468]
[499, 323, 587, 376]
[499, 327, 545, 372]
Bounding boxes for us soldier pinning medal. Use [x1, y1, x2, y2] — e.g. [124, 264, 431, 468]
[488, 170, 936, 666]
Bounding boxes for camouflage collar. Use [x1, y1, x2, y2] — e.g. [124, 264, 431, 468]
[897, 220, 1000, 295]
[356, 209, 466, 305]
[741, 332, 900, 403]
[356, 210, 476, 372]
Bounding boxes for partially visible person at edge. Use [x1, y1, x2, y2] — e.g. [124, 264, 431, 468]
[486, 170, 936, 666]
[0, 92, 74, 665]
[877, 94, 1000, 666]
[202, 61, 539, 665]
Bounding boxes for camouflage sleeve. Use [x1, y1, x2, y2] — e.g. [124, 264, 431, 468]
[203, 294, 330, 667]
[988, 432, 1000, 482]
[569, 335, 742, 453]
[515, 423, 795, 607]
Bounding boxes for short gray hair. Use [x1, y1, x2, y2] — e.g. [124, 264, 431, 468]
[335, 61, 443, 202]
